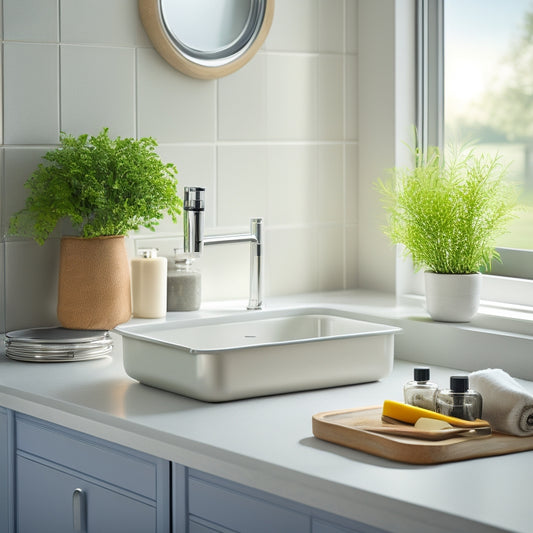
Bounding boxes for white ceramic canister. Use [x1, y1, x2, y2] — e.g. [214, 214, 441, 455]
[131, 249, 167, 318]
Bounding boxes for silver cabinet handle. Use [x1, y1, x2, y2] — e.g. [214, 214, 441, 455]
[72, 488, 86, 533]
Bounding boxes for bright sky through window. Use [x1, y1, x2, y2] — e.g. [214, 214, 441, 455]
[445, 0, 533, 250]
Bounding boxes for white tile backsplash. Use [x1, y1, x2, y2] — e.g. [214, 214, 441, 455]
[266, 226, 318, 295]
[266, 144, 318, 226]
[266, 0, 319, 52]
[318, 55, 344, 141]
[4, 239, 60, 331]
[60, 0, 147, 46]
[137, 47, 216, 142]
[318, 144, 344, 224]
[4, 0, 58, 42]
[3, 147, 53, 235]
[345, 53, 358, 141]
[266, 54, 318, 140]
[0, 241, 4, 332]
[318, 0, 344, 53]
[4, 43, 59, 144]
[318, 224, 344, 290]
[1, 0, 359, 331]
[61, 45, 135, 138]
[201, 242, 251, 301]
[345, 143, 358, 225]
[346, 0, 359, 54]
[345, 224, 358, 289]
[218, 55, 267, 141]
[217, 145, 268, 227]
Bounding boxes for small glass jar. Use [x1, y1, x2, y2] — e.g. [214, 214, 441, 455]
[167, 252, 201, 312]
[435, 376, 483, 421]
[403, 367, 438, 410]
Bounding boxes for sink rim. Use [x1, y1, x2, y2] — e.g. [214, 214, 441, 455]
[116, 306, 402, 354]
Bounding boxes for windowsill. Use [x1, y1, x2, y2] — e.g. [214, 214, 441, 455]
[400, 292, 533, 337]
[371, 292, 533, 381]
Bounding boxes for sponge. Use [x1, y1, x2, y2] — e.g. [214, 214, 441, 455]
[382, 400, 490, 428]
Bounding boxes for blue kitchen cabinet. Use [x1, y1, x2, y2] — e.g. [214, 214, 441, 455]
[187, 472, 309, 533]
[0, 407, 14, 533]
[7, 411, 384, 533]
[312, 518, 370, 533]
[15, 414, 170, 533]
[179, 468, 385, 533]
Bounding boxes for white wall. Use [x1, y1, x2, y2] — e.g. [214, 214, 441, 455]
[0, 0, 359, 332]
[357, 0, 416, 294]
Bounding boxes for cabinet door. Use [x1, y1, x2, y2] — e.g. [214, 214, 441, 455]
[0, 408, 13, 533]
[188, 475, 309, 533]
[184, 469, 387, 533]
[189, 519, 225, 533]
[17, 455, 156, 533]
[15, 414, 169, 533]
[313, 518, 365, 533]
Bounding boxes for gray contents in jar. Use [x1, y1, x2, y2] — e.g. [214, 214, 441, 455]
[167, 268, 201, 311]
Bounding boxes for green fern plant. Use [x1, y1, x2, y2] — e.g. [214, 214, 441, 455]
[9, 128, 182, 245]
[377, 144, 519, 274]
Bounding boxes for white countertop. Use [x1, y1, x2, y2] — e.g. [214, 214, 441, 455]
[1, 291, 532, 533]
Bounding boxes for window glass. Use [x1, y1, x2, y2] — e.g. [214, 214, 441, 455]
[445, 0, 533, 251]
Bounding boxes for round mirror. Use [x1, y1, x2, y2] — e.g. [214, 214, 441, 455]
[139, 0, 275, 79]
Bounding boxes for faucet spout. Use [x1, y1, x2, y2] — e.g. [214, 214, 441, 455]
[183, 187, 264, 310]
[204, 218, 263, 310]
[183, 186, 205, 256]
[248, 218, 263, 310]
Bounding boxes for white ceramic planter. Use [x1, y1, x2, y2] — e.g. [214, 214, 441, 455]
[424, 272, 481, 323]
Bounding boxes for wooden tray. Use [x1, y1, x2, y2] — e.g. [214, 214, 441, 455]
[312, 406, 533, 464]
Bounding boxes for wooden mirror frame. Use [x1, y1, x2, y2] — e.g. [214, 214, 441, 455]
[138, 0, 275, 80]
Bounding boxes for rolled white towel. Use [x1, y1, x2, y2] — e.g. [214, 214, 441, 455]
[469, 368, 533, 437]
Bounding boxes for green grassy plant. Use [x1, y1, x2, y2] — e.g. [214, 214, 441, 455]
[377, 145, 519, 274]
[9, 128, 182, 245]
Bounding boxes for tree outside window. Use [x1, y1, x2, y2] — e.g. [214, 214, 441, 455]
[445, 0, 533, 250]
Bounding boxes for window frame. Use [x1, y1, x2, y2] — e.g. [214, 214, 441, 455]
[414, 0, 533, 307]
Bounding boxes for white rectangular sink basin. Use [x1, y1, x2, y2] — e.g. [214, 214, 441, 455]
[116, 308, 401, 402]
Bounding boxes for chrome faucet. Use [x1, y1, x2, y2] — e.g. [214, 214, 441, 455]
[183, 187, 263, 310]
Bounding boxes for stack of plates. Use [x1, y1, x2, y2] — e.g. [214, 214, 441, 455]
[5, 327, 113, 362]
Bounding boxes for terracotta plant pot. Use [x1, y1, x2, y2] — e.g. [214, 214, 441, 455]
[57, 236, 132, 330]
[424, 271, 481, 323]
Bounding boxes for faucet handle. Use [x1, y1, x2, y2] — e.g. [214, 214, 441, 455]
[184, 187, 205, 211]
[250, 218, 263, 244]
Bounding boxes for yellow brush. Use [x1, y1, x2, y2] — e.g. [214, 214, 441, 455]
[382, 400, 491, 428]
